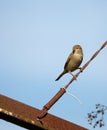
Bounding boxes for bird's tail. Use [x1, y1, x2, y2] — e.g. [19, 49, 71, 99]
[55, 70, 67, 81]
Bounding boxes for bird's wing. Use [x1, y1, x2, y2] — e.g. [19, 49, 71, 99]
[64, 53, 72, 69]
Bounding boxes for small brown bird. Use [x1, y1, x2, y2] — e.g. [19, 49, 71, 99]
[55, 45, 83, 81]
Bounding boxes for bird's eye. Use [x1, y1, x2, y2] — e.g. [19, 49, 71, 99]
[73, 50, 75, 53]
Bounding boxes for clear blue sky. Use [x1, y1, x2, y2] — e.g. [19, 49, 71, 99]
[0, 0, 107, 130]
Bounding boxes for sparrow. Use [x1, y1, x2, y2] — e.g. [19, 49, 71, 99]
[55, 45, 83, 81]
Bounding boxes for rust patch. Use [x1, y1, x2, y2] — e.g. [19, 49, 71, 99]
[0, 94, 87, 130]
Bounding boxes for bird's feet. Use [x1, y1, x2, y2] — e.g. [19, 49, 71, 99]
[69, 72, 77, 81]
[78, 67, 83, 72]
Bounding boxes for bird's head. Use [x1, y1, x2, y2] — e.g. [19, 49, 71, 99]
[72, 45, 83, 54]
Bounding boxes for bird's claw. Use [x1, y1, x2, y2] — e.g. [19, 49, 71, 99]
[78, 67, 83, 72]
[69, 72, 77, 81]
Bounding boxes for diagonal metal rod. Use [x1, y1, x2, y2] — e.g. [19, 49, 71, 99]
[37, 41, 107, 119]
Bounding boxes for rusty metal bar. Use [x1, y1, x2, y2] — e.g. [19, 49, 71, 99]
[37, 88, 66, 119]
[0, 94, 87, 130]
[37, 41, 107, 119]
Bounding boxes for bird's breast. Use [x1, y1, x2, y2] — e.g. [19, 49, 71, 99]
[73, 53, 83, 61]
[67, 54, 83, 72]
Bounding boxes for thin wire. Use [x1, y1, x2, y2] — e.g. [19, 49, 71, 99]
[66, 91, 82, 105]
